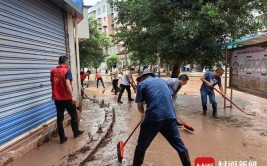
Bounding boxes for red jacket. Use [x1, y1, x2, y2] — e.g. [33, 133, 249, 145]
[80, 73, 87, 82]
[50, 65, 72, 100]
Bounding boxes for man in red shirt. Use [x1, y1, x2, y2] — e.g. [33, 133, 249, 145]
[80, 71, 88, 98]
[95, 71, 105, 88]
[80, 71, 88, 87]
[50, 56, 84, 144]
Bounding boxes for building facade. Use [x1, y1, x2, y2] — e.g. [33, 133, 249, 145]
[88, 0, 128, 68]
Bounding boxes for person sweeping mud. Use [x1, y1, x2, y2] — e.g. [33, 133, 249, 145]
[117, 68, 135, 104]
[111, 65, 120, 95]
[95, 71, 105, 88]
[166, 74, 189, 126]
[133, 69, 191, 166]
[166, 74, 189, 104]
[200, 67, 224, 118]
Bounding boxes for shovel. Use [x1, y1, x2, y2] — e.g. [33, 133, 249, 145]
[117, 120, 142, 163]
[213, 87, 256, 116]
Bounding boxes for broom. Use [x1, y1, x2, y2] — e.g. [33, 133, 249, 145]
[117, 120, 142, 163]
[176, 116, 194, 132]
[213, 87, 256, 116]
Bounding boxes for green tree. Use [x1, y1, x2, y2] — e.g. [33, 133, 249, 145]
[79, 17, 112, 68]
[112, 0, 267, 77]
[106, 54, 121, 70]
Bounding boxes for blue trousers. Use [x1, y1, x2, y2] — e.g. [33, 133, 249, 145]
[133, 119, 187, 166]
[200, 90, 216, 106]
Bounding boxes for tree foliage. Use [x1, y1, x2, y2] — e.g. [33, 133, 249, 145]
[106, 54, 121, 69]
[112, 0, 267, 75]
[79, 17, 112, 68]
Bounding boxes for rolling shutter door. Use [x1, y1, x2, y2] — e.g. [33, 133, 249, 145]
[0, 0, 66, 145]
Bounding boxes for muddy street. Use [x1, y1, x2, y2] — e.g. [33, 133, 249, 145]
[85, 74, 267, 165]
[11, 73, 267, 166]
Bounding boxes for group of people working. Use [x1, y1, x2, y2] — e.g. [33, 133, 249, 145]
[132, 66, 224, 166]
[50, 56, 224, 166]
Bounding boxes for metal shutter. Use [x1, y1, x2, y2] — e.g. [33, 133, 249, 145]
[0, 0, 66, 145]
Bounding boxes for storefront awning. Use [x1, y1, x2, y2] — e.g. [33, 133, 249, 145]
[226, 32, 267, 49]
[237, 32, 267, 46]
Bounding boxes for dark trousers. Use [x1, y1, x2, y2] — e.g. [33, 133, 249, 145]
[117, 84, 132, 101]
[97, 77, 105, 88]
[133, 119, 188, 165]
[54, 100, 79, 141]
[112, 79, 119, 94]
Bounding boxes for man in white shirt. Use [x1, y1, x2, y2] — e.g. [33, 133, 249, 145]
[117, 68, 135, 103]
[111, 65, 120, 95]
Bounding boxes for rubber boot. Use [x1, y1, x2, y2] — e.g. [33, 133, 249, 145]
[212, 103, 218, 118]
[178, 150, 191, 166]
[133, 149, 145, 166]
[203, 105, 207, 115]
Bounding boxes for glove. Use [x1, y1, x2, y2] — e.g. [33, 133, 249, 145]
[141, 113, 145, 121]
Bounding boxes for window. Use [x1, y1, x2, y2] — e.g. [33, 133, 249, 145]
[103, 5, 106, 13]
[103, 26, 107, 34]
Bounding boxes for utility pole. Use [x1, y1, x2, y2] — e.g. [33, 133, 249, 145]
[157, 54, 160, 78]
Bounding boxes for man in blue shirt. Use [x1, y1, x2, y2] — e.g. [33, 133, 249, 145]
[133, 70, 191, 166]
[200, 67, 224, 118]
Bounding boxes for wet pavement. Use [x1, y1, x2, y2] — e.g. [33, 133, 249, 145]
[9, 72, 267, 166]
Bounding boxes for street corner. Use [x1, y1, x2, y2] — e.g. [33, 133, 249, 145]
[60, 97, 115, 166]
